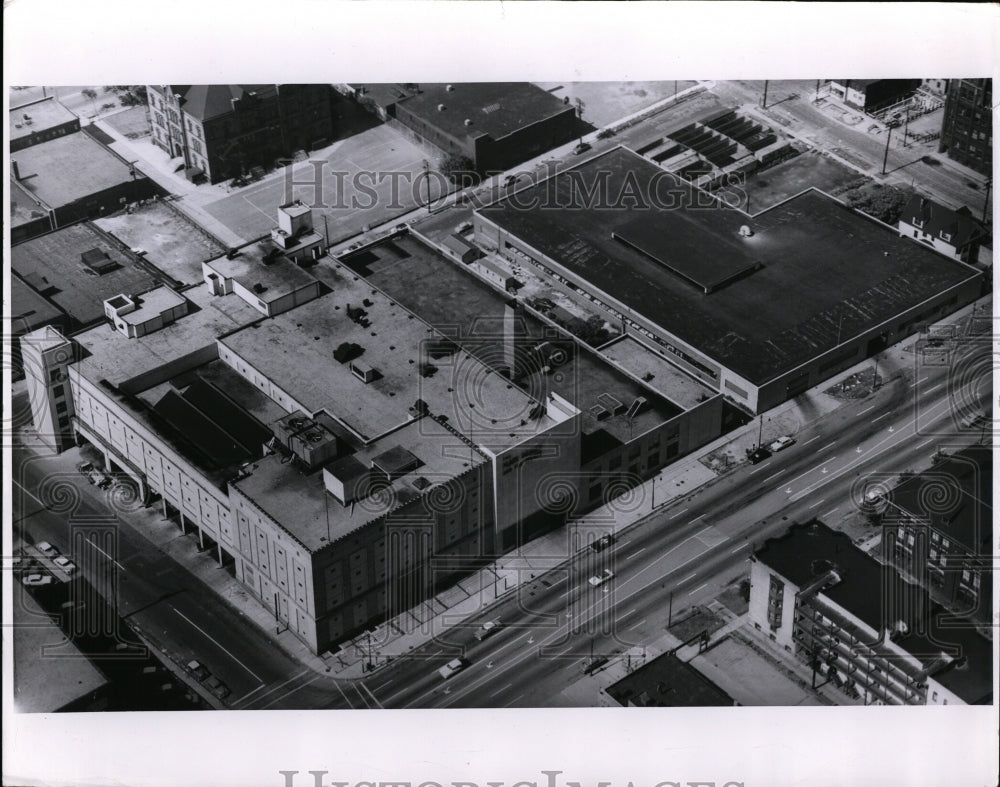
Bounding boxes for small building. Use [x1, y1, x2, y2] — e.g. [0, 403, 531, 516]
[827, 79, 921, 113]
[10, 131, 158, 228]
[9, 178, 54, 244]
[750, 520, 992, 705]
[898, 194, 987, 264]
[9, 96, 81, 152]
[442, 233, 482, 264]
[605, 651, 735, 707]
[880, 446, 992, 626]
[103, 287, 190, 339]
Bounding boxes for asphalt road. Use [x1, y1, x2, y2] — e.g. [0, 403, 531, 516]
[11, 310, 989, 710]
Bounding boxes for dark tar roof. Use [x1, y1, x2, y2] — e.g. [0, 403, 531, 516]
[478, 147, 981, 384]
[755, 520, 992, 704]
[395, 83, 573, 142]
[899, 193, 986, 249]
[606, 651, 735, 707]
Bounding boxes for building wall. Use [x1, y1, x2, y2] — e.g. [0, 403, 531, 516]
[51, 178, 160, 229]
[10, 118, 81, 152]
[939, 79, 992, 175]
[20, 330, 76, 453]
[748, 557, 796, 645]
[898, 219, 977, 264]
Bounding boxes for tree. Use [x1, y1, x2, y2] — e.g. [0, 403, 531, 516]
[81, 88, 98, 113]
[843, 182, 913, 225]
[439, 154, 479, 187]
[574, 97, 586, 119]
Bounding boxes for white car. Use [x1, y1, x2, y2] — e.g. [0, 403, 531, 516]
[22, 573, 54, 587]
[35, 541, 58, 556]
[53, 556, 77, 574]
[437, 658, 467, 679]
[588, 569, 615, 589]
[474, 620, 502, 641]
[768, 436, 795, 452]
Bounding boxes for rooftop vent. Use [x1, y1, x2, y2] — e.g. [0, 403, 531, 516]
[438, 103, 446, 112]
[252, 283, 267, 294]
[739, 225, 754, 237]
[464, 118, 472, 126]
[446, 84, 455, 92]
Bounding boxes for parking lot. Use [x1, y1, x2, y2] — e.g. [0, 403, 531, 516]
[717, 149, 860, 211]
[535, 81, 699, 128]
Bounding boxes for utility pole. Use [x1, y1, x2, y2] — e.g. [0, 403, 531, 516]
[881, 124, 894, 175]
[667, 590, 674, 627]
[982, 177, 992, 224]
[761, 80, 769, 109]
[902, 104, 911, 148]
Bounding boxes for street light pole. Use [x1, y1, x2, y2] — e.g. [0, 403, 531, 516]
[982, 177, 992, 224]
[881, 123, 894, 175]
[761, 80, 769, 109]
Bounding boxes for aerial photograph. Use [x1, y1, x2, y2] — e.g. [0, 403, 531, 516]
[8, 75, 993, 714]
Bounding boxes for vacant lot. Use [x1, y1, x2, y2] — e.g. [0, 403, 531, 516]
[104, 106, 151, 139]
[203, 124, 443, 243]
[717, 149, 859, 212]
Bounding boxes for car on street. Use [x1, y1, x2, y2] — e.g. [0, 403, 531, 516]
[94, 473, 113, 489]
[588, 569, 615, 589]
[748, 447, 772, 464]
[35, 541, 58, 556]
[77, 461, 95, 474]
[768, 436, 795, 453]
[590, 534, 616, 553]
[53, 556, 77, 574]
[394, 223, 408, 232]
[203, 675, 231, 700]
[455, 221, 473, 234]
[186, 660, 210, 681]
[22, 573, 54, 587]
[474, 619, 502, 641]
[573, 142, 592, 155]
[437, 658, 468, 679]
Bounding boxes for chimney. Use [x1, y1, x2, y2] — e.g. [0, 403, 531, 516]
[12, 161, 21, 181]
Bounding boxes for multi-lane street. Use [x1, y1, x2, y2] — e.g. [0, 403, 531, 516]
[18, 308, 988, 709]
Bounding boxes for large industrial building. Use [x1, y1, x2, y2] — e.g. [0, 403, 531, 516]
[749, 520, 992, 706]
[474, 147, 983, 413]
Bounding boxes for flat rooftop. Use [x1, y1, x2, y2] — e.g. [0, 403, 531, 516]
[94, 201, 226, 286]
[205, 242, 319, 304]
[10, 131, 138, 208]
[9, 178, 49, 228]
[339, 234, 683, 447]
[221, 262, 565, 447]
[606, 651, 734, 707]
[395, 82, 573, 142]
[13, 591, 108, 712]
[478, 147, 981, 385]
[599, 335, 718, 410]
[119, 286, 187, 325]
[11, 223, 163, 328]
[233, 417, 487, 551]
[10, 96, 78, 142]
[72, 283, 261, 388]
[11, 274, 66, 335]
[755, 520, 992, 705]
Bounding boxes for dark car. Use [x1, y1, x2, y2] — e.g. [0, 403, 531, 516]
[573, 142, 592, 155]
[748, 447, 772, 465]
[590, 534, 616, 553]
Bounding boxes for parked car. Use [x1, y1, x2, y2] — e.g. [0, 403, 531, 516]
[768, 436, 795, 453]
[186, 660, 210, 681]
[203, 675, 231, 699]
[437, 658, 467, 679]
[748, 447, 772, 465]
[22, 573, 54, 587]
[590, 534, 616, 553]
[76, 461, 95, 474]
[474, 619, 502, 642]
[573, 142, 592, 155]
[35, 541, 58, 556]
[53, 556, 77, 574]
[588, 569, 615, 589]
[454, 221, 473, 234]
[394, 223, 408, 232]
